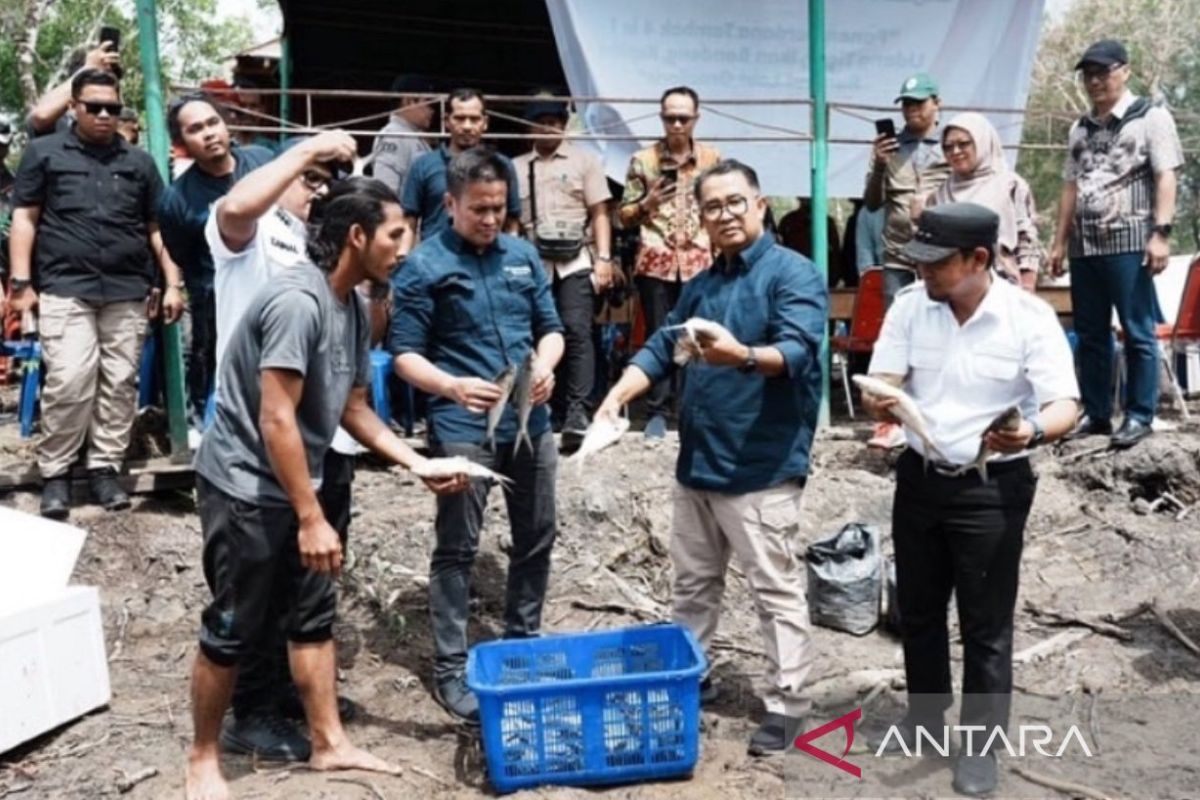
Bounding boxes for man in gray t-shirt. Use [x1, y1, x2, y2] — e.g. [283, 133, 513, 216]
[196, 264, 369, 503]
[184, 177, 467, 800]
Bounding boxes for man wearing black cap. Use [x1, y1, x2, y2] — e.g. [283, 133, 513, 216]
[371, 75, 436, 200]
[863, 203, 1079, 796]
[514, 94, 613, 447]
[1049, 39, 1183, 449]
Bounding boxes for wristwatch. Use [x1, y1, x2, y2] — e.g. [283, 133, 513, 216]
[1152, 223, 1173, 238]
[10, 277, 32, 291]
[739, 346, 758, 374]
[1027, 417, 1046, 448]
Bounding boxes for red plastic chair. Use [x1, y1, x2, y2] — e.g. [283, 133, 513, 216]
[832, 267, 886, 417]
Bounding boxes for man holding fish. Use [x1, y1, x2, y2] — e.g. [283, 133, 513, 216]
[390, 147, 564, 724]
[859, 202, 1078, 797]
[598, 159, 827, 756]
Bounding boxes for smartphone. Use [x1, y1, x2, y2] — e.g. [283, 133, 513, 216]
[874, 118, 896, 139]
[99, 25, 121, 50]
[660, 166, 678, 191]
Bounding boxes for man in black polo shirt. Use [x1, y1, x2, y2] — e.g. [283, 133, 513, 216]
[8, 68, 185, 519]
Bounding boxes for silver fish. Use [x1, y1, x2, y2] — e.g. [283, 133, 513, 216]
[484, 362, 518, 451]
[411, 456, 513, 488]
[972, 405, 1022, 481]
[665, 318, 724, 365]
[565, 413, 630, 474]
[852, 375, 948, 467]
[512, 351, 536, 457]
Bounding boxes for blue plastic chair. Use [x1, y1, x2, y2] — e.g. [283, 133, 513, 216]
[369, 348, 416, 436]
[2, 340, 42, 439]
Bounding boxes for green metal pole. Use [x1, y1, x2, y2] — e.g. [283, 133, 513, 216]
[135, 0, 189, 458]
[809, 0, 831, 427]
[279, 34, 291, 141]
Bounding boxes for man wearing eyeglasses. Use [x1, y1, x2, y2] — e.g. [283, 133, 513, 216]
[8, 68, 185, 520]
[1049, 39, 1183, 450]
[618, 86, 721, 439]
[599, 159, 826, 756]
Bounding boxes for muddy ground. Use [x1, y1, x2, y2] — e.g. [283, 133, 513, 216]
[1, 397, 1199, 799]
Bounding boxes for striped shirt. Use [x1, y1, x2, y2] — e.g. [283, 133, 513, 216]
[1063, 91, 1183, 257]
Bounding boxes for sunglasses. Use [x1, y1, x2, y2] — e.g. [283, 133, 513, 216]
[1079, 63, 1122, 81]
[300, 169, 332, 191]
[80, 101, 124, 117]
[661, 114, 695, 126]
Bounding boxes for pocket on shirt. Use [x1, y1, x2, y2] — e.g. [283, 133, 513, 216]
[909, 344, 943, 371]
[47, 169, 91, 212]
[974, 346, 1021, 381]
[109, 168, 144, 219]
[433, 275, 477, 332]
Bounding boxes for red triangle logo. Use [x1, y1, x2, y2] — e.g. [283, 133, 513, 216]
[793, 708, 863, 778]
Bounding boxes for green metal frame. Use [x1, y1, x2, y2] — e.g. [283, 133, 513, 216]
[809, 0, 831, 427]
[135, 0, 189, 456]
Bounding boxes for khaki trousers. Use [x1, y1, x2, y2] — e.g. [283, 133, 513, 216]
[37, 293, 147, 478]
[671, 481, 813, 717]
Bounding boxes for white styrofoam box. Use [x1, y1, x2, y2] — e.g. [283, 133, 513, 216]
[0, 507, 111, 754]
[1176, 343, 1200, 397]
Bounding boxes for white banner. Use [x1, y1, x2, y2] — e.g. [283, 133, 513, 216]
[545, 0, 1045, 197]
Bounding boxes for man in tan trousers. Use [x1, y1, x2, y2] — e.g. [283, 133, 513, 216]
[8, 69, 184, 519]
[599, 159, 827, 755]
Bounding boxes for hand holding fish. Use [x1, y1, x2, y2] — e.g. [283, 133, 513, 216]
[528, 357, 555, 406]
[693, 321, 750, 368]
[861, 391, 901, 424]
[983, 419, 1034, 454]
[447, 376, 503, 414]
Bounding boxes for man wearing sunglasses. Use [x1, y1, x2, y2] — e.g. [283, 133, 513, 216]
[8, 68, 185, 520]
[600, 159, 826, 756]
[618, 86, 721, 439]
[1049, 39, 1183, 450]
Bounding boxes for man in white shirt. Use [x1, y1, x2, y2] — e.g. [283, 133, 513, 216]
[203, 130, 375, 761]
[370, 75, 436, 200]
[863, 203, 1079, 797]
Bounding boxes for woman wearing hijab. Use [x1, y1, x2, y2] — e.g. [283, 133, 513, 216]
[923, 112, 1041, 290]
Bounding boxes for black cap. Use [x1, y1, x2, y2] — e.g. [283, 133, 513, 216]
[525, 95, 569, 123]
[901, 203, 999, 264]
[390, 74, 436, 95]
[1075, 39, 1128, 70]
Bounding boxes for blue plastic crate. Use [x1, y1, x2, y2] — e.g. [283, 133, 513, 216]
[466, 623, 706, 793]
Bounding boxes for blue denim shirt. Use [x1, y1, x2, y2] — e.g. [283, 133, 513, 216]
[631, 233, 827, 494]
[400, 145, 522, 238]
[389, 228, 563, 445]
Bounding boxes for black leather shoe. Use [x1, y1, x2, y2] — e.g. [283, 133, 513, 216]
[277, 688, 358, 723]
[952, 751, 998, 796]
[1111, 418, 1153, 449]
[433, 673, 480, 726]
[699, 677, 719, 706]
[747, 712, 804, 756]
[220, 713, 311, 762]
[40, 475, 71, 520]
[88, 467, 130, 510]
[1067, 415, 1113, 439]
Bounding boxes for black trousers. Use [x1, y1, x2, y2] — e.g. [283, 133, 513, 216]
[636, 275, 682, 418]
[551, 271, 596, 427]
[892, 449, 1036, 735]
[185, 286, 216, 426]
[229, 449, 355, 718]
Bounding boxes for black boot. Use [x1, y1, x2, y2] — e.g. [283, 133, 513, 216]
[40, 475, 71, 520]
[88, 467, 130, 511]
[952, 751, 998, 796]
[747, 712, 805, 757]
[220, 712, 311, 762]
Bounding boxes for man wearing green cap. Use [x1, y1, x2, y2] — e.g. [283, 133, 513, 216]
[865, 72, 951, 308]
[864, 72, 951, 450]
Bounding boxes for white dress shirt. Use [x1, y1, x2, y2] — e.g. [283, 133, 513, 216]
[868, 275, 1080, 465]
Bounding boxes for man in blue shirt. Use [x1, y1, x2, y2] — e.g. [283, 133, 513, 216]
[598, 159, 827, 756]
[158, 94, 274, 426]
[400, 88, 521, 239]
[391, 147, 564, 724]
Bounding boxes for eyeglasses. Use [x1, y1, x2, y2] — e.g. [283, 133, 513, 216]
[300, 169, 332, 191]
[943, 139, 973, 153]
[660, 114, 695, 126]
[80, 101, 123, 117]
[701, 195, 751, 221]
[1079, 63, 1122, 82]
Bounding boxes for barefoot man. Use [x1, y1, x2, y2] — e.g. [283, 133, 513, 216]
[185, 178, 467, 799]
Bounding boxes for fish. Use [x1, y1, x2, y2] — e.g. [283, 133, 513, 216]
[664, 318, 725, 365]
[565, 413, 631, 473]
[851, 375, 948, 466]
[484, 362, 518, 451]
[512, 351, 536, 457]
[971, 405, 1022, 481]
[411, 456, 513, 488]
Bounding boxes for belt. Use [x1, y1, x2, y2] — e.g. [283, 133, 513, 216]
[904, 449, 1029, 479]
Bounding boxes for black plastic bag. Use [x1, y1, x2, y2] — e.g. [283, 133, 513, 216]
[805, 523, 882, 636]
